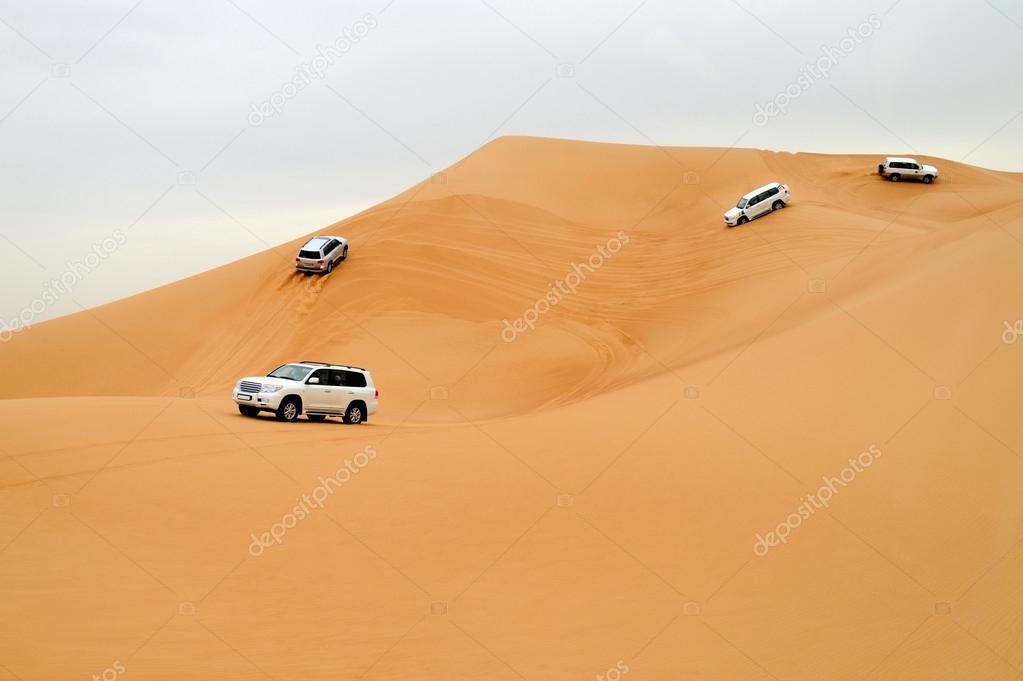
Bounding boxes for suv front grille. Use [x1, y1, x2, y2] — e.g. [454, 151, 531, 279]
[239, 381, 262, 394]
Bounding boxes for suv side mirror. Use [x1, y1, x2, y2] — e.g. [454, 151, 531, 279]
[308, 377, 320, 384]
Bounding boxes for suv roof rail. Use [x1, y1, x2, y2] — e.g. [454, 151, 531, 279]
[300, 361, 367, 372]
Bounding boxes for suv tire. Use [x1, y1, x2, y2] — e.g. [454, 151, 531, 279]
[923, 175, 933, 184]
[772, 200, 785, 211]
[276, 397, 301, 422]
[325, 260, 334, 274]
[238, 405, 259, 417]
[340, 246, 348, 261]
[737, 216, 749, 225]
[343, 402, 365, 424]
[888, 173, 901, 182]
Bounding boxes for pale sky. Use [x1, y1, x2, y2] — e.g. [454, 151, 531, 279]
[1, 0, 1021, 328]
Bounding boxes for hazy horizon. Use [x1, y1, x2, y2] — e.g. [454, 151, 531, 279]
[2, 0, 1021, 329]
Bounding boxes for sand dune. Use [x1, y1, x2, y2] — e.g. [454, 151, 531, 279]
[2, 137, 1022, 680]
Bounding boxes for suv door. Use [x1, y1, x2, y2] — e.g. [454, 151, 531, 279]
[304, 368, 334, 412]
[325, 370, 349, 413]
[747, 192, 768, 218]
[342, 370, 372, 410]
[327, 237, 343, 260]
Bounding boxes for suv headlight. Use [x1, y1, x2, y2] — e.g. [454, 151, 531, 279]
[262, 384, 284, 394]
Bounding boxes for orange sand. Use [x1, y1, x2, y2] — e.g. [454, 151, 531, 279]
[2, 137, 1022, 680]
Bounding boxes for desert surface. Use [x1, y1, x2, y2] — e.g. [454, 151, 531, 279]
[2, 136, 1022, 680]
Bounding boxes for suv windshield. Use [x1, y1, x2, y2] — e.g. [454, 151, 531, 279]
[267, 364, 313, 381]
[737, 198, 749, 209]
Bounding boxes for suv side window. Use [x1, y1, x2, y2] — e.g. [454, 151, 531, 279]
[327, 239, 339, 252]
[327, 370, 345, 386]
[344, 370, 367, 388]
[766, 187, 778, 198]
[308, 368, 330, 384]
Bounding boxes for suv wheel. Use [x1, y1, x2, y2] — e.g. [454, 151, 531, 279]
[888, 173, 901, 182]
[772, 200, 785, 211]
[340, 246, 348, 261]
[325, 260, 334, 274]
[343, 402, 364, 425]
[923, 175, 933, 184]
[737, 216, 749, 225]
[276, 397, 300, 422]
[238, 405, 259, 417]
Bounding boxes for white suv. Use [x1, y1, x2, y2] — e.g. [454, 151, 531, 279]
[878, 157, 938, 184]
[233, 361, 378, 423]
[296, 236, 348, 274]
[724, 182, 790, 226]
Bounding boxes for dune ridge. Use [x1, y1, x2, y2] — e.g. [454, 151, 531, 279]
[7, 138, 1021, 411]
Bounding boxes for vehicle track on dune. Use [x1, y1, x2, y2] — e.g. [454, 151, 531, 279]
[295, 271, 331, 317]
[274, 268, 335, 317]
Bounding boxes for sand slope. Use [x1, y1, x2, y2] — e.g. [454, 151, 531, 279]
[2, 137, 1023, 680]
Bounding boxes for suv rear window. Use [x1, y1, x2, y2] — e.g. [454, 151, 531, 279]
[299, 250, 320, 259]
[343, 370, 368, 387]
